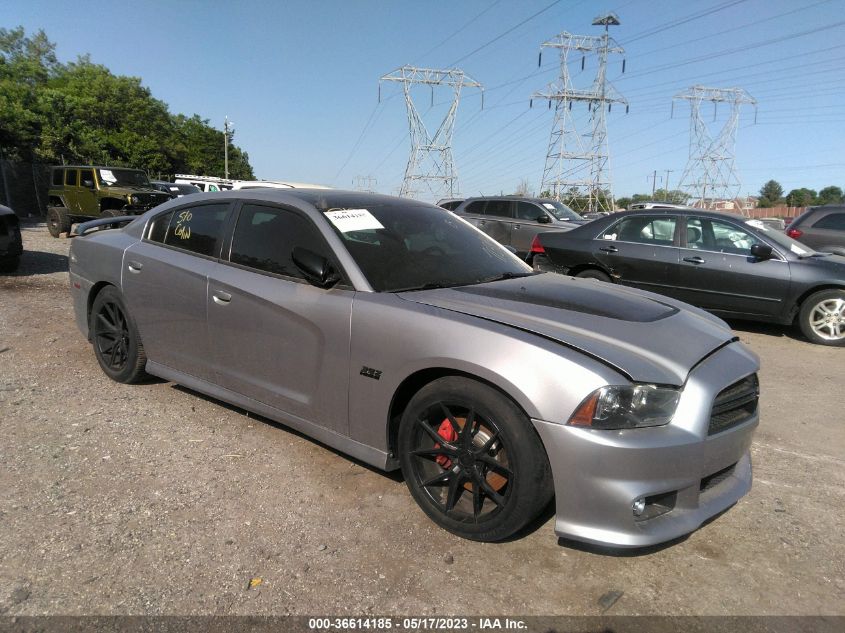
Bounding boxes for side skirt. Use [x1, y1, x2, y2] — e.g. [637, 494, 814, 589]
[146, 360, 392, 471]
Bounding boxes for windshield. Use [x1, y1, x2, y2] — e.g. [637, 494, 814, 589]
[97, 168, 150, 187]
[744, 219, 817, 257]
[320, 203, 531, 292]
[541, 200, 582, 222]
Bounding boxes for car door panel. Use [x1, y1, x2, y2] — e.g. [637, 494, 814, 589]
[675, 217, 791, 317]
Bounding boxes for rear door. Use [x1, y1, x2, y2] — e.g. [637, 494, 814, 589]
[63, 168, 80, 213]
[458, 200, 512, 247]
[122, 201, 233, 382]
[592, 214, 681, 293]
[675, 216, 791, 318]
[799, 210, 845, 252]
[207, 202, 353, 434]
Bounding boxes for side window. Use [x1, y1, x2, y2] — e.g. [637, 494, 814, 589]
[162, 203, 230, 257]
[52, 169, 64, 186]
[79, 169, 95, 187]
[813, 213, 845, 231]
[485, 200, 512, 218]
[229, 204, 330, 279]
[65, 169, 79, 186]
[464, 201, 486, 215]
[604, 216, 676, 245]
[148, 210, 174, 243]
[515, 202, 543, 221]
[708, 219, 761, 254]
[686, 218, 706, 249]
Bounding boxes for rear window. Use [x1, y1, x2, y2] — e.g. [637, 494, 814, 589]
[65, 170, 78, 186]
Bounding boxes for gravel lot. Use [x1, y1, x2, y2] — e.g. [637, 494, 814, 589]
[1, 223, 843, 617]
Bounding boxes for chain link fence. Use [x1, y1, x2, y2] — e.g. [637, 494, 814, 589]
[0, 160, 51, 218]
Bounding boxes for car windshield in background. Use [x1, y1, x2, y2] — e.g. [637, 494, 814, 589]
[745, 219, 817, 257]
[543, 200, 582, 221]
[320, 203, 531, 292]
[97, 169, 150, 187]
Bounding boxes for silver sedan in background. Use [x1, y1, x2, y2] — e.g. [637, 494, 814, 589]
[69, 190, 759, 547]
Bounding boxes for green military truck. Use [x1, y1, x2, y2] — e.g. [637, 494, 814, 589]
[46, 166, 171, 237]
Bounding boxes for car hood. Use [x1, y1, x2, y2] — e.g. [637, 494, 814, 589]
[398, 274, 736, 386]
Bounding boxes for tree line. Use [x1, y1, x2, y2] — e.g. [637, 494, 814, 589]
[757, 180, 842, 208]
[0, 27, 254, 179]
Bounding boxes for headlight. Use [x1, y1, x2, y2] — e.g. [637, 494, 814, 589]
[129, 195, 139, 205]
[568, 384, 681, 429]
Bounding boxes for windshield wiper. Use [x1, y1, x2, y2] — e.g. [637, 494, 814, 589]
[389, 281, 463, 293]
[477, 271, 536, 284]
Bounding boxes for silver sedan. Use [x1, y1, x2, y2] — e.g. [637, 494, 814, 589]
[69, 190, 759, 547]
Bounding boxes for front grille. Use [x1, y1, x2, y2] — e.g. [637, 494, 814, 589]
[708, 373, 759, 435]
[700, 463, 736, 493]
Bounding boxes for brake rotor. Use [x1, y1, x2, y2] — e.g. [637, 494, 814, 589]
[434, 416, 508, 492]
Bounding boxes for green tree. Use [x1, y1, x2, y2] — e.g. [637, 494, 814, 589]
[758, 180, 784, 207]
[785, 188, 817, 207]
[817, 185, 843, 205]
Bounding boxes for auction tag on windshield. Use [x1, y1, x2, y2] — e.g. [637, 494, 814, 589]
[325, 209, 384, 232]
[542, 203, 556, 210]
[100, 169, 117, 183]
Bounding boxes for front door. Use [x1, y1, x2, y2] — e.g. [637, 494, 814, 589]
[675, 216, 791, 318]
[207, 203, 353, 434]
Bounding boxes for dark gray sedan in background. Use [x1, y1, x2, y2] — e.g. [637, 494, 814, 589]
[69, 190, 760, 547]
[529, 208, 845, 346]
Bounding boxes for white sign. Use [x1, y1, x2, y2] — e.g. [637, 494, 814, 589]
[325, 209, 384, 233]
[542, 203, 556, 210]
[100, 169, 117, 184]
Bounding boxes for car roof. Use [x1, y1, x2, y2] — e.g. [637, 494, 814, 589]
[174, 188, 434, 210]
[460, 195, 563, 204]
[53, 165, 146, 171]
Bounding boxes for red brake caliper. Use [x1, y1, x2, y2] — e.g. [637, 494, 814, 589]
[434, 419, 458, 468]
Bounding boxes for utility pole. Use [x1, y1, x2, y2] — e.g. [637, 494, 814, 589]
[650, 170, 658, 199]
[664, 169, 674, 201]
[380, 66, 483, 200]
[673, 86, 756, 208]
[223, 116, 233, 179]
[531, 13, 627, 213]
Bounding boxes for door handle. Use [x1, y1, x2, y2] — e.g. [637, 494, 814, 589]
[599, 246, 618, 253]
[127, 261, 143, 273]
[683, 256, 706, 264]
[513, 224, 521, 229]
[212, 291, 232, 305]
[478, 220, 486, 226]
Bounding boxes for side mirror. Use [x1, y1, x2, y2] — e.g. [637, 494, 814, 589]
[537, 214, 552, 224]
[83, 180, 94, 188]
[292, 247, 340, 288]
[750, 243, 773, 260]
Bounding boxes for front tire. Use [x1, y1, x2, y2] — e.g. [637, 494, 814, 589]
[798, 289, 845, 346]
[398, 377, 553, 541]
[90, 286, 149, 383]
[47, 206, 71, 238]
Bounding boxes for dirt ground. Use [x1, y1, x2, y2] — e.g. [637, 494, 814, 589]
[1, 223, 843, 617]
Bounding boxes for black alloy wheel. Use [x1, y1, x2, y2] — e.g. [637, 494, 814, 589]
[90, 287, 148, 383]
[398, 377, 553, 541]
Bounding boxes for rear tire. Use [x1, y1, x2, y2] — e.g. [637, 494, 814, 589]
[798, 289, 845, 346]
[47, 206, 71, 238]
[90, 286, 149, 383]
[398, 376, 553, 542]
[575, 268, 611, 282]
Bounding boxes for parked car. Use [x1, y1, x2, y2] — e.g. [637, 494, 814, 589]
[529, 208, 845, 345]
[785, 205, 845, 256]
[46, 166, 171, 237]
[174, 174, 234, 192]
[435, 197, 464, 211]
[231, 179, 331, 190]
[452, 196, 586, 257]
[0, 204, 23, 273]
[151, 181, 202, 198]
[69, 190, 760, 547]
[627, 202, 690, 210]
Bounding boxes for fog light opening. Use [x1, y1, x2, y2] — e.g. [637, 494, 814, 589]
[632, 497, 646, 517]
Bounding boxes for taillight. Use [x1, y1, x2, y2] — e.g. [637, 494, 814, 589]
[530, 235, 545, 254]
[786, 227, 803, 239]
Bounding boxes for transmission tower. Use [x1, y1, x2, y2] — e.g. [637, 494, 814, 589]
[379, 66, 482, 200]
[531, 13, 627, 213]
[673, 85, 757, 207]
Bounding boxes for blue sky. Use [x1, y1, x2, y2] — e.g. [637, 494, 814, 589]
[6, 0, 845, 201]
